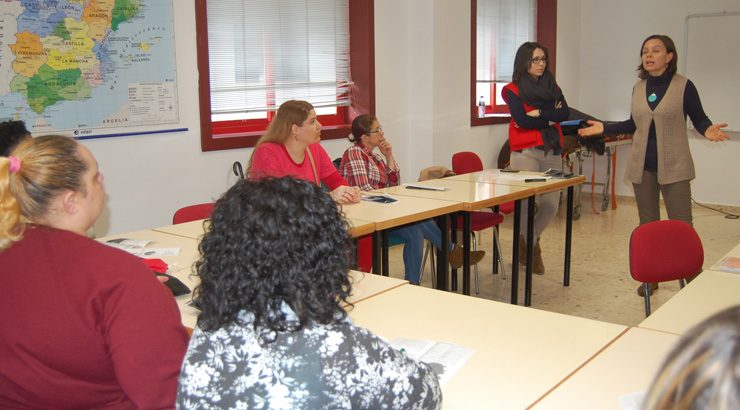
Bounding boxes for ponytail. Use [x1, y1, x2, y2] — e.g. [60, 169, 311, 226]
[0, 136, 86, 251]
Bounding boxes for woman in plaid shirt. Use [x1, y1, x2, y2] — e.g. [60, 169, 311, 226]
[339, 114, 484, 284]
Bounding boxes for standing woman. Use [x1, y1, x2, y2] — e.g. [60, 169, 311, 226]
[503, 41, 570, 275]
[339, 114, 484, 284]
[248, 100, 361, 204]
[578, 34, 729, 295]
[0, 136, 188, 409]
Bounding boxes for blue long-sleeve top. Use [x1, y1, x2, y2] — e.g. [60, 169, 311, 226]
[603, 72, 712, 171]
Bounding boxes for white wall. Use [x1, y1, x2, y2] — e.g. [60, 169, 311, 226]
[87, 0, 738, 236]
[575, 0, 740, 205]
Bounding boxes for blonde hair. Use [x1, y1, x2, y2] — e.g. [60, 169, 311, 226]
[0, 135, 87, 250]
[642, 306, 740, 410]
[247, 100, 314, 173]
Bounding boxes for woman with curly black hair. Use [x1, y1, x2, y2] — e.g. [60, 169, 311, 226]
[177, 177, 442, 409]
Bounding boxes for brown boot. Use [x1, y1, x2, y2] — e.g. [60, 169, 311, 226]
[532, 239, 545, 275]
[448, 244, 486, 269]
[518, 234, 527, 266]
[448, 244, 464, 269]
[469, 250, 486, 266]
[636, 282, 659, 296]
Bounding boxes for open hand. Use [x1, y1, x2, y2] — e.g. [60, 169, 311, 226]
[704, 123, 729, 142]
[578, 120, 604, 137]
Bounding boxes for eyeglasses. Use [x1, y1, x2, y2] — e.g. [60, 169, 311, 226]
[368, 126, 383, 134]
[530, 57, 548, 65]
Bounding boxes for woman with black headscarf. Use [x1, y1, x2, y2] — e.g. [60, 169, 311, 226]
[502, 41, 569, 275]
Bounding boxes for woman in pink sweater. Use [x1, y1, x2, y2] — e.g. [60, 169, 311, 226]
[248, 100, 361, 204]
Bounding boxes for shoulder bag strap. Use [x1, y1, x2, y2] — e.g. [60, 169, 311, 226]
[305, 147, 320, 186]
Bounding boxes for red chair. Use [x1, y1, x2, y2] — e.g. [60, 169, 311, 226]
[629, 220, 704, 316]
[451, 151, 507, 294]
[452, 151, 514, 215]
[173, 203, 215, 225]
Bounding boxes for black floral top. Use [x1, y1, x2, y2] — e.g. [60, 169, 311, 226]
[177, 304, 442, 409]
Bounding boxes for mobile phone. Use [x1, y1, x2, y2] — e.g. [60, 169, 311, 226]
[362, 194, 398, 204]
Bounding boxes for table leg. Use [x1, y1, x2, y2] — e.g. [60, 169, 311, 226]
[436, 215, 449, 291]
[564, 185, 574, 287]
[463, 212, 471, 295]
[525, 196, 535, 307]
[511, 199, 521, 304]
[450, 213, 458, 291]
[372, 232, 381, 275]
[381, 230, 389, 277]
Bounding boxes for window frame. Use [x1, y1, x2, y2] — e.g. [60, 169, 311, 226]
[195, 0, 375, 151]
[470, 0, 557, 126]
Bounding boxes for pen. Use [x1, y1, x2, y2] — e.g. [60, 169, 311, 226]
[405, 185, 436, 190]
[524, 178, 546, 182]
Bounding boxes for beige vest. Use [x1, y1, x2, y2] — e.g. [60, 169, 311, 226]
[627, 74, 694, 185]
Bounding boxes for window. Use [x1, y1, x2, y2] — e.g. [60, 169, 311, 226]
[470, 0, 557, 126]
[196, 0, 375, 151]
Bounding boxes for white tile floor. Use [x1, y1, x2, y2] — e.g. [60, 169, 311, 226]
[385, 195, 740, 327]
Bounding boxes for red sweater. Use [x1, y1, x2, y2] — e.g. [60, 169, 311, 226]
[0, 226, 189, 410]
[249, 142, 347, 189]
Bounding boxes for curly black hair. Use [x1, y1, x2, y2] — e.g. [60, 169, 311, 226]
[193, 177, 354, 341]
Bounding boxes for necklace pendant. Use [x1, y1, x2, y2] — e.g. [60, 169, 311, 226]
[648, 93, 657, 103]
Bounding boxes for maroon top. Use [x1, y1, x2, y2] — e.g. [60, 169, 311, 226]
[0, 226, 189, 409]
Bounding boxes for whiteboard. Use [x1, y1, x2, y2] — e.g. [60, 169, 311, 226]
[684, 12, 740, 132]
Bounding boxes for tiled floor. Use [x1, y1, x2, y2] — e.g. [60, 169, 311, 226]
[385, 195, 740, 327]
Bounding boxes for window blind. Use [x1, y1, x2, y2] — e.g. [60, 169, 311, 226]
[476, 0, 536, 84]
[206, 0, 351, 120]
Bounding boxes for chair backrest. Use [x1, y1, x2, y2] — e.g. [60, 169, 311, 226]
[629, 220, 704, 283]
[452, 151, 484, 175]
[173, 203, 215, 224]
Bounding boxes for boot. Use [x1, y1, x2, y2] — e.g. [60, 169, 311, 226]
[448, 244, 486, 270]
[518, 234, 527, 266]
[636, 282, 659, 297]
[532, 239, 545, 275]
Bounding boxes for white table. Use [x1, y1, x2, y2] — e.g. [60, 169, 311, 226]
[639, 269, 740, 335]
[531, 327, 680, 409]
[348, 285, 626, 409]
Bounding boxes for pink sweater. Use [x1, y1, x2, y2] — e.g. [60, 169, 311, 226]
[249, 142, 346, 190]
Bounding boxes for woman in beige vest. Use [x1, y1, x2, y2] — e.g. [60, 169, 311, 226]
[578, 34, 729, 296]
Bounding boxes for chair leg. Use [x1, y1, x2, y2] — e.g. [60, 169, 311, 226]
[429, 243, 436, 288]
[644, 283, 652, 316]
[472, 232, 480, 295]
[493, 225, 500, 274]
[493, 227, 506, 280]
[420, 240, 437, 288]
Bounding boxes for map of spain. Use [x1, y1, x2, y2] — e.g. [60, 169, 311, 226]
[0, 0, 178, 136]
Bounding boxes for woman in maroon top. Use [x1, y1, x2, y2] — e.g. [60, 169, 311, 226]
[0, 136, 188, 409]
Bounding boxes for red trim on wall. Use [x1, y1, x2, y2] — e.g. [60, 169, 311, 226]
[470, 0, 558, 127]
[196, 0, 375, 151]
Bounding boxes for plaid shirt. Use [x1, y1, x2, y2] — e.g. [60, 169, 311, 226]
[339, 143, 400, 191]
